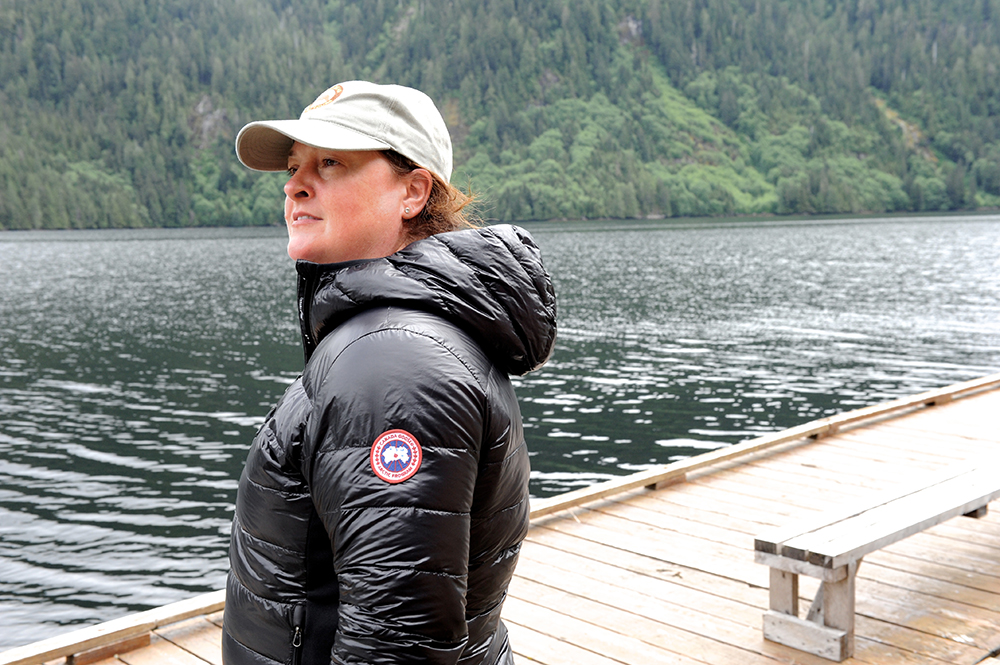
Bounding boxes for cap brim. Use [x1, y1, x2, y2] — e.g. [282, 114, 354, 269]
[235, 119, 392, 172]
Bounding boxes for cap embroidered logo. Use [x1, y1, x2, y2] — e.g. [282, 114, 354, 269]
[304, 84, 344, 114]
[370, 429, 422, 483]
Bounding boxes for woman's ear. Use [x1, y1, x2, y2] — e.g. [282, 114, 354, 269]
[401, 168, 434, 218]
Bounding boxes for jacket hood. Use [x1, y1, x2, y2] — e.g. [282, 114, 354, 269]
[296, 224, 557, 375]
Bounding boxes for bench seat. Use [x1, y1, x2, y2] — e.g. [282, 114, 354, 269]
[754, 463, 1000, 661]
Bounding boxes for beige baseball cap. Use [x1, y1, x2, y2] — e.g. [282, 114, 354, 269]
[235, 81, 453, 181]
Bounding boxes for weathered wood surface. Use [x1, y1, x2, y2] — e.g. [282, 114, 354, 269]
[6, 373, 1000, 665]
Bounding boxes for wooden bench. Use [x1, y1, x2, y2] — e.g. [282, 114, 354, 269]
[753, 464, 1000, 661]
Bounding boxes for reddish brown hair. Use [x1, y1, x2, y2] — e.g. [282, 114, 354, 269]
[382, 150, 478, 241]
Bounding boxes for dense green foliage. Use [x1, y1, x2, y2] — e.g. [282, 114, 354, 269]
[1, 0, 998, 229]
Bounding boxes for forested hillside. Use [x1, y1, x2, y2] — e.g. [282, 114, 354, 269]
[1, 0, 998, 229]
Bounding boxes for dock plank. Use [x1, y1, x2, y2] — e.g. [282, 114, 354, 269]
[116, 635, 208, 665]
[859, 560, 1000, 611]
[505, 621, 624, 665]
[155, 616, 222, 665]
[867, 548, 1000, 593]
[884, 530, 1000, 572]
[502, 594, 704, 665]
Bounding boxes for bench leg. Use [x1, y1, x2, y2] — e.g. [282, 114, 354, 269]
[822, 560, 860, 659]
[769, 567, 799, 616]
[762, 561, 860, 662]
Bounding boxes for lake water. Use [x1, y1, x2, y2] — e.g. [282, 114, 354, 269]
[1, 215, 999, 647]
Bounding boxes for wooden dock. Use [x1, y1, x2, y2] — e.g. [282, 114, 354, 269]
[5, 373, 1000, 665]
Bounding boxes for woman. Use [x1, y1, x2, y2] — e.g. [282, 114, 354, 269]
[225, 81, 557, 665]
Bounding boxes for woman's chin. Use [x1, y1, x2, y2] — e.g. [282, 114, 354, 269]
[287, 237, 325, 263]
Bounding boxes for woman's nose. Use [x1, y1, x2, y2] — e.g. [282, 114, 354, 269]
[284, 170, 312, 199]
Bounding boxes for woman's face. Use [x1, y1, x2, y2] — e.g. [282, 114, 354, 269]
[283, 143, 411, 264]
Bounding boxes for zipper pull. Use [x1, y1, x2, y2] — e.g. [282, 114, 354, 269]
[292, 603, 305, 648]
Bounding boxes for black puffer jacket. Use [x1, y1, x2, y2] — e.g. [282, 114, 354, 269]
[223, 225, 557, 665]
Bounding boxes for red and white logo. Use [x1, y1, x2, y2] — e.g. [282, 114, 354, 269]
[370, 429, 422, 484]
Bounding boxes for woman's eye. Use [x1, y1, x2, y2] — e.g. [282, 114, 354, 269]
[322, 158, 338, 168]
[286, 166, 298, 177]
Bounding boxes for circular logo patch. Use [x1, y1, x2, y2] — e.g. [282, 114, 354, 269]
[304, 84, 344, 113]
[370, 429, 422, 484]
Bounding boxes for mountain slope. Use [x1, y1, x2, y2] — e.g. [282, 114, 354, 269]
[0, 0, 997, 230]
